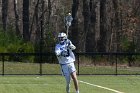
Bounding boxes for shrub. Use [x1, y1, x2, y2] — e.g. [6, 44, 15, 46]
[0, 28, 34, 62]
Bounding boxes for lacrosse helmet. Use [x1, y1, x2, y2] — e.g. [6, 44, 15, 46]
[58, 32, 67, 44]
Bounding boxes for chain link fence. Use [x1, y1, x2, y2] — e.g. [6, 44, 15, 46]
[0, 52, 140, 75]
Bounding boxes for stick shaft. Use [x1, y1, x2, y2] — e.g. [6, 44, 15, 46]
[66, 26, 69, 38]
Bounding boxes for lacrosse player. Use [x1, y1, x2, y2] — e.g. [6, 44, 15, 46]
[55, 32, 79, 93]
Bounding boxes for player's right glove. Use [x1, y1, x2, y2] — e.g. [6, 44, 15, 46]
[65, 39, 76, 50]
[68, 44, 76, 50]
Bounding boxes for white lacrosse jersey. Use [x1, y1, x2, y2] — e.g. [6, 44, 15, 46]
[55, 40, 76, 65]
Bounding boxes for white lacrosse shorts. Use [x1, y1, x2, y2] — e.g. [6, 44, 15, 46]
[60, 62, 76, 76]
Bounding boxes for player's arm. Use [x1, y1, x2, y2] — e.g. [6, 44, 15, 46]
[55, 46, 62, 56]
[69, 42, 76, 50]
[66, 39, 76, 50]
[55, 45, 68, 57]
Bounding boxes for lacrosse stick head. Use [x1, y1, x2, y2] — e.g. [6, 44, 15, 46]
[65, 13, 73, 37]
[68, 13, 71, 16]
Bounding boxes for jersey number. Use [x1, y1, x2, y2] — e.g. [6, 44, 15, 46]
[65, 49, 70, 57]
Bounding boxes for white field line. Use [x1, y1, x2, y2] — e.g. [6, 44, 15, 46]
[79, 80, 124, 93]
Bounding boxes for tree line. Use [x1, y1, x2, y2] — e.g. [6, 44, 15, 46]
[0, 0, 140, 53]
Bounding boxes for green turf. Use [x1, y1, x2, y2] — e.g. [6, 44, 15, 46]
[0, 75, 140, 93]
[79, 75, 140, 93]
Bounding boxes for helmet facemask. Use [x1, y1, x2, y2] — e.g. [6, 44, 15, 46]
[58, 32, 67, 44]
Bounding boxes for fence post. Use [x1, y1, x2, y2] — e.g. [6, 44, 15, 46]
[39, 54, 42, 75]
[115, 54, 118, 75]
[2, 55, 4, 76]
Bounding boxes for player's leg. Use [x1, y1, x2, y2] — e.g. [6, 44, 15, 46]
[65, 75, 71, 93]
[61, 64, 71, 93]
[68, 63, 79, 93]
[71, 71, 79, 93]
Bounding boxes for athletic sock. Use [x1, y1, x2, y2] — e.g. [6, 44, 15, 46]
[76, 90, 79, 93]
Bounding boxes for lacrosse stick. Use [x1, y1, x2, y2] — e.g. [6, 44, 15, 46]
[65, 13, 73, 38]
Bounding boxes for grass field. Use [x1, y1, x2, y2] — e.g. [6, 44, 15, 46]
[0, 75, 140, 93]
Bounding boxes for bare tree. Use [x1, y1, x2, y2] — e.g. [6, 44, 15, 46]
[2, 0, 8, 31]
[82, 0, 92, 52]
[71, 0, 79, 52]
[23, 0, 30, 41]
[97, 0, 107, 52]
[40, 0, 45, 53]
[85, 0, 96, 52]
[81, 0, 91, 52]
[14, 0, 20, 36]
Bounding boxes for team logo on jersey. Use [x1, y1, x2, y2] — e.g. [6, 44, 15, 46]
[60, 46, 66, 51]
